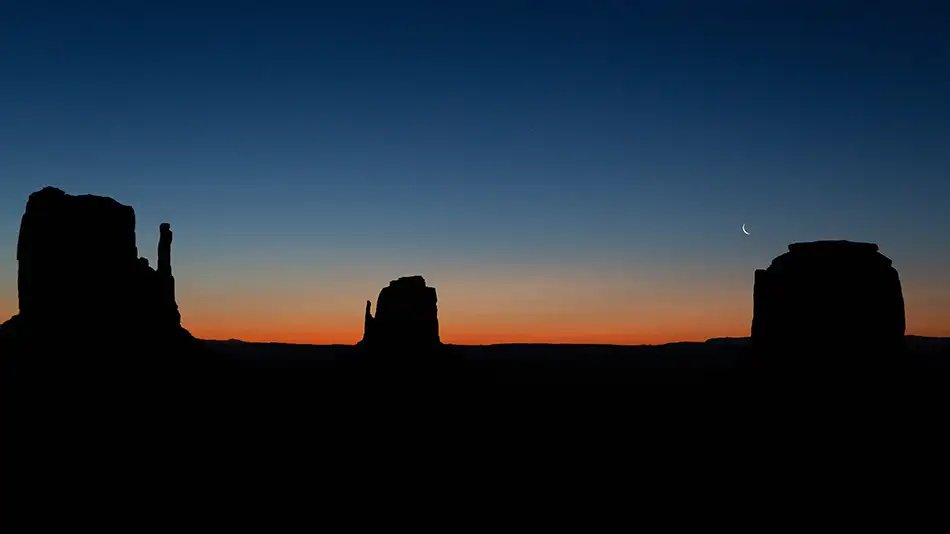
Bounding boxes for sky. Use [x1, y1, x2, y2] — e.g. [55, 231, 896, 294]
[1, 1, 948, 344]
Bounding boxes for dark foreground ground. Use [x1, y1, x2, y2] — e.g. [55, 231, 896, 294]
[207, 335, 950, 381]
[6, 336, 950, 529]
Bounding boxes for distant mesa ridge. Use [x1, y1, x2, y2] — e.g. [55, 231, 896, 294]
[751, 239, 906, 366]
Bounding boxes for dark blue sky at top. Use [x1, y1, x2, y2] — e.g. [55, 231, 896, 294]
[1, 1, 948, 282]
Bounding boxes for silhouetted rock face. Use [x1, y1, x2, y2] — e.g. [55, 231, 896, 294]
[363, 300, 374, 341]
[4, 186, 193, 351]
[361, 275, 441, 349]
[17, 187, 135, 322]
[752, 240, 905, 366]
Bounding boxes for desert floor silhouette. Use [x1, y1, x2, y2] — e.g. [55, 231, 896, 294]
[3, 187, 949, 531]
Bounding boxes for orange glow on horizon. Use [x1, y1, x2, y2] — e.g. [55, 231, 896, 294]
[185, 322, 950, 346]
[2, 270, 948, 345]
[185, 325, 754, 346]
[181, 288, 950, 345]
[0, 302, 945, 345]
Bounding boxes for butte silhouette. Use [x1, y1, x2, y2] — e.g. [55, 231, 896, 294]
[751, 240, 906, 370]
[0, 186, 201, 362]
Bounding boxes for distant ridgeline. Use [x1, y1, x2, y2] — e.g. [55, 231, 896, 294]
[0, 186, 930, 370]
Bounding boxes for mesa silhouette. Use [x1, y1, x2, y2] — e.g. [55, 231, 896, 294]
[1, 186, 948, 383]
[4, 186, 950, 531]
[1, 187, 202, 361]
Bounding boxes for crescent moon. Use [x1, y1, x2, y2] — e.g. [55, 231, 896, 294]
[741, 223, 751, 236]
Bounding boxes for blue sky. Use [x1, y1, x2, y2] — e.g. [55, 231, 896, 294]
[1, 1, 948, 342]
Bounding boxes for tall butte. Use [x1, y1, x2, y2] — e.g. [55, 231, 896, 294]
[360, 275, 441, 351]
[1, 187, 211, 526]
[751, 240, 906, 369]
[1, 186, 197, 359]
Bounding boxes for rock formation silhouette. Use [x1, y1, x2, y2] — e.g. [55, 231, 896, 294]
[3, 189, 944, 532]
[0, 186, 197, 357]
[1, 188, 215, 531]
[359, 275, 441, 350]
[751, 240, 906, 368]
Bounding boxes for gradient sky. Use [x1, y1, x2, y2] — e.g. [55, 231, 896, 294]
[2, 1, 948, 344]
